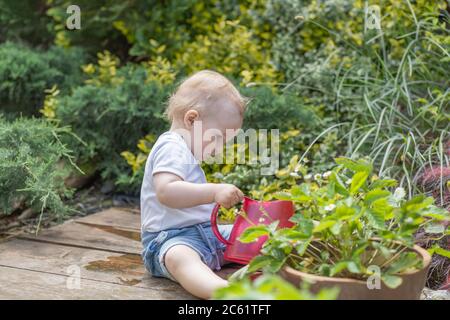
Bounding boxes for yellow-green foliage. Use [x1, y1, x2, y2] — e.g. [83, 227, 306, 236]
[296, 0, 448, 66]
[39, 85, 60, 119]
[144, 56, 177, 85]
[175, 18, 280, 86]
[121, 134, 156, 174]
[82, 51, 123, 86]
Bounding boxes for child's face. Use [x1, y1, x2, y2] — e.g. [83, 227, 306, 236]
[189, 100, 243, 161]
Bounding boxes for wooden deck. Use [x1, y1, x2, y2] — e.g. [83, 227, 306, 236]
[0, 207, 238, 299]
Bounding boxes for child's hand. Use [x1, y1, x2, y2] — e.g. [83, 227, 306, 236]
[214, 184, 244, 209]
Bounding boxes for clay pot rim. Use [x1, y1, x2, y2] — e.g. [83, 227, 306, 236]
[283, 243, 431, 285]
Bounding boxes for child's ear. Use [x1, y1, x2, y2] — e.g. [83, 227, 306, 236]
[184, 109, 199, 128]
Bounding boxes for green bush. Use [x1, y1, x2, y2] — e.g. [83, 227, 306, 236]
[56, 65, 173, 185]
[266, 0, 450, 195]
[45, 0, 268, 59]
[0, 117, 75, 219]
[0, 42, 86, 116]
[242, 86, 316, 130]
[0, 0, 53, 45]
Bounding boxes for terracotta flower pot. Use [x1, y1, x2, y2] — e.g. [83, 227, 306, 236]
[279, 244, 431, 300]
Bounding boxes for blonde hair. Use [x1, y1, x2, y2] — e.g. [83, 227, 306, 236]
[166, 70, 248, 122]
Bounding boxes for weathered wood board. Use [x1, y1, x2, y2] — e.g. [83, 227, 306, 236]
[19, 219, 142, 255]
[0, 266, 192, 300]
[75, 207, 141, 230]
[0, 238, 189, 294]
[0, 207, 240, 299]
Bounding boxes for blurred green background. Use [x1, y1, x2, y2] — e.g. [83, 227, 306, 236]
[0, 0, 448, 225]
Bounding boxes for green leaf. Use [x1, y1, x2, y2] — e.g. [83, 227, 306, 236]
[387, 252, 421, 274]
[295, 238, 312, 256]
[268, 220, 280, 233]
[318, 264, 331, 276]
[248, 255, 273, 273]
[335, 157, 372, 173]
[313, 220, 336, 233]
[228, 265, 249, 282]
[238, 225, 269, 243]
[429, 246, 450, 258]
[424, 222, 445, 234]
[366, 209, 386, 229]
[381, 274, 403, 289]
[330, 172, 349, 196]
[274, 192, 291, 200]
[289, 184, 313, 202]
[421, 206, 450, 221]
[350, 171, 369, 194]
[365, 189, 391, 205]
[267, 257, 287, 273]
[330, 221, 343, 235]
[334, 205, 356, 220]
[330, 261, 348, 276]
[370, 179, 397, 189]
[402, 195, 434, 214]
[347, 261, 361, 273]
[291, 214, 314, 236]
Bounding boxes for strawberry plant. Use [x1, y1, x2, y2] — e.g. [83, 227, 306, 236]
[239, 157, 450, 288]
[214, 274, 339, 300]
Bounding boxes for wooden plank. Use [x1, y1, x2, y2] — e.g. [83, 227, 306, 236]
[75, 207, 140, 230]
[2, 207, 243, 299]
[0, 239, 191, 294]
[0, 266, 194, 300]
[19, 220, 142, 255]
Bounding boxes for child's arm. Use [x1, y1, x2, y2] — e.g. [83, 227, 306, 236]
[153, 172, 243, 209]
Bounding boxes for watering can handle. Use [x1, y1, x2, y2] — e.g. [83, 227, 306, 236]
[211, 204, 233, 246]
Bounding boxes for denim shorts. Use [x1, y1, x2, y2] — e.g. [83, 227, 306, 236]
[141, 222, 232, 281]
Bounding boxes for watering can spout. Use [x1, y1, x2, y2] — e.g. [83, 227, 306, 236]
[210, 197, 295, 265]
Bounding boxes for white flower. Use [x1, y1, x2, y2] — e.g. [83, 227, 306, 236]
[314, 173, 322, 181]
[304, 174, 312, 181]
[394, 187, 406, 201]
[290, 172, 300, 177]
[322, 171, 332, 179]
[324, 204, 336, 211]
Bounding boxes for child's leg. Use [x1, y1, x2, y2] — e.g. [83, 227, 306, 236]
[164, 244, 228, 299]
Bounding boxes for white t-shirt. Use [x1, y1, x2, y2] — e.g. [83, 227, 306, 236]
[140, 131, 214, 232]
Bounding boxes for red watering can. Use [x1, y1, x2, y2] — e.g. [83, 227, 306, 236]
[211, 196, 295, 265]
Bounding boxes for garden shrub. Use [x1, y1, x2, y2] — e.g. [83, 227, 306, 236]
[174, 18, 279, 85]
[0, 117, 75, 219]
[241, 86, 315, 130]
[266, 0, 450, 196]
[55, 65, 173, 187]
[45, 1, 277, 85]
[45, 1, 271, 59]
[265, 0, 449, 115]
[0, 42, 86, 116]
[0, 0, 53, 45]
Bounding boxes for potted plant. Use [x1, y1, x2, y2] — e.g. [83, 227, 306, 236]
[238, 157, 449, 299]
